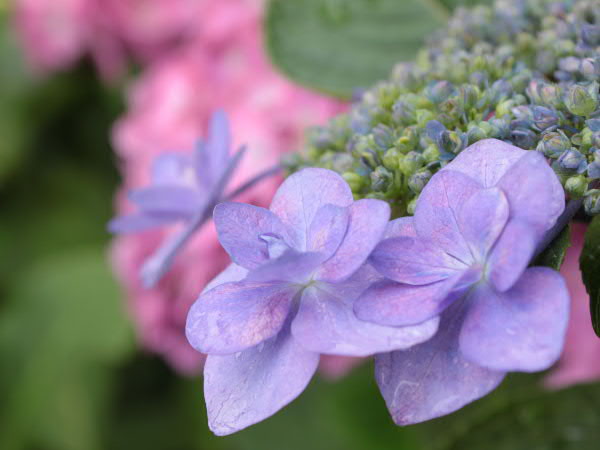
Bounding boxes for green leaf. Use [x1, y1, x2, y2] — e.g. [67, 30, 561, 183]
[580, 215, 600, 337]
[0, 248, 133, 450]
[265, 0, 495, 98]
[265, 0, 444, 98]
[417, 374, 600, 450]
[533, 224, 571, 270]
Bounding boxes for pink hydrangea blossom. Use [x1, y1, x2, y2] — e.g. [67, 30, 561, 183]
[111, 0, 347, 375]
[545, 222, 600, 388]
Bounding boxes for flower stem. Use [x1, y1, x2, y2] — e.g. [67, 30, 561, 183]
[140, 160, 282, 288]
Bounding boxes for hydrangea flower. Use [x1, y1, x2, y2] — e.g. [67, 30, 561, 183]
[185, 168, 438, 435]
[355, 139, 570, 425]
[109, 110, 245, 287]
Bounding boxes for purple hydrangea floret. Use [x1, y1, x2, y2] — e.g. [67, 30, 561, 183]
[185, 168, 438, 435]
[108, 110, 245, 287]
[354, 139, 570, 425]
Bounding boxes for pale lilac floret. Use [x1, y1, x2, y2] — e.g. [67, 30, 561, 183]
[109, 109, 241, 234]
[108, 110, 244, 287]
[186, 168, 439, 435]
[355, 139, 570, 425]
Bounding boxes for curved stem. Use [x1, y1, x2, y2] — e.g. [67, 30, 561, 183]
[140, 162, 282, 288]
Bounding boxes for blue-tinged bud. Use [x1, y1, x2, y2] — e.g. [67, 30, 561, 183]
[372, 124, 394, 150]
[490, 79, 513, 103]
[532, 105, 559, 130]
[588, 161, 600, 180]
[584, 190, 600, 215]
[510, 128, 537, 149]
[370, 166, 393, 192]
[581, 58, 600, 81]
[425, 120, 446, 146]
[557, 148, 587, 173]
[424, 81, 455, 104]
[565, 82, 598, 117]
[330, 153, 354, 173]
[558, 56, 581, 73]
[408, 170, 432, 194]
[398, 152, 425, 176]
[392, 100, 416, 124]
[565, 175, 588, 197]
[587, 118, 600, 132]
[488, 117, 511, 139]
[581, 23, 600, 46]
[536, 131, 571, 158]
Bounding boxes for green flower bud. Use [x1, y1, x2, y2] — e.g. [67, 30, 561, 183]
[382, 148, 401, 170]
[408, 170, 432, 194]
[565, 83, 598, 117]
[407, 197, 418, 215]
[565, 175, 588, 198]
[422, 144, 440, 163]
[342, 172, 365, 192]
[416, 109, 435, 128]
[398, 151, 425, 176]
[584, 189, 600, 215]
[536, 131, 571, 158]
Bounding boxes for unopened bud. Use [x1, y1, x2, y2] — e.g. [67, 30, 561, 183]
[565, 175, 588, 197]
[408, 170, 432, 194]
[565, 83, 598, 117]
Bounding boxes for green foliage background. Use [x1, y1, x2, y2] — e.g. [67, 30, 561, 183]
[0, 1, 599, 449]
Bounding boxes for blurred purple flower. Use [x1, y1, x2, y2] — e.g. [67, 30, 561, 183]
[355, 139, 570, 425]
[109, 110, 245, 287]
[186, 168, 438, 435]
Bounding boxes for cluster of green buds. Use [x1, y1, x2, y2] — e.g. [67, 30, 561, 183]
[290, 0, 600, 216]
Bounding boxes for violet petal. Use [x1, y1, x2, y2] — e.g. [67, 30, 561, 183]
[214, 202, 293, 270]
[316, 199, 390, 282]
[270, 168, 353, 251]
[204, 323, 319, 436]
[375, 301, 505, 425]
[460, 267, 570, 372]
[291, 285, 439, 356]
[186, 280, 296, 355]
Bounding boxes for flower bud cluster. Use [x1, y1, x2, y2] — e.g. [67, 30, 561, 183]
[290, 0, 600, 215]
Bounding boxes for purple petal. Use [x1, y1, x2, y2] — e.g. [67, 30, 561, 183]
[129, 185, 201, 216]
[446, 139, 525, 187]
[459, 267, 569, 372]
[291, 285, 439, 356]
[384, 217, 416, 239]
[152, 153, 192, 185]
[186, 281, 296, 355]
[316, 199, 390, 282]
[457, 188, 509, 260]
[214, 202, 293, 270]
[306, 204, 349, 259]
[447, 139, 564, 234]
[487, 220, 538, 292]
[196, 110, 231, 189]
[496, 150, 564, 234]
[354, 268, 479, 327]
[415, 170, 482, 263]
[245, 250, 325, 284]
[375, 301, 505, 425]
[370, 236, 465, 285]
[204, 323, 319, 435]
[108, 213, 175, 233]
[203, 263, 248, 292]
[270, 168, 353, 251]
